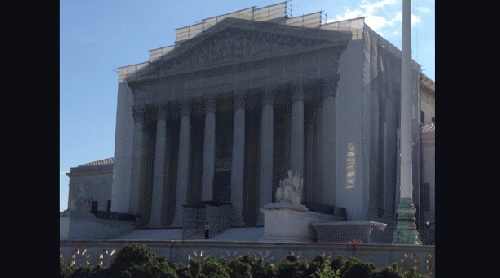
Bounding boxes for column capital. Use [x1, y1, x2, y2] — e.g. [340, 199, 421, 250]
[204, 95, 216, 114]
[261, 88, 274, 106]
[132, 105, 145, 122]
[292, 85, 305, 103]
[321, 75, 340, 99]
[157, 103, 169, 120]
[234, 93, 245, 110]
[179, 98, 191, 117]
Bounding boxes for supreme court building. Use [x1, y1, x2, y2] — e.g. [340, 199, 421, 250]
[100, 3, 435, 230]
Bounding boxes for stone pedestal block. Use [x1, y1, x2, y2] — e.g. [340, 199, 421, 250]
[259, 203, 338, 243]
[311, 221, 387, 243]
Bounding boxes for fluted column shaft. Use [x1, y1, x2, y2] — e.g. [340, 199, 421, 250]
[231, 93, 245, 225]
[202, 96, 216, 201]
[150, 105, 169, 226]
[128, 106, 145, 214]
[258, 88, 274, 225]
[171, 99, 191, 227]
[321, 77, 339, 207]
[291, 85, 305, 180]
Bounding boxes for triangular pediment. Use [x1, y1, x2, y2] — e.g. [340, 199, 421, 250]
[131, 17, 352, 82]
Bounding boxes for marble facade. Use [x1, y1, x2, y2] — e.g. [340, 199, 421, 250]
[99, 4, 435, 235]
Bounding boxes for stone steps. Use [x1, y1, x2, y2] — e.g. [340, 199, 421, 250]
[108, 226, 265, 241]
[110, 228, 183, 240]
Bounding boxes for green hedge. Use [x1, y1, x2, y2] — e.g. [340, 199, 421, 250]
[60, 244, 429, 278]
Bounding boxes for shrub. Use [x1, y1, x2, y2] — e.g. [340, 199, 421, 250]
[372, 263, 404, 278]
[276, 255, 309, 278]
[61, 258, 75, 278]
[342, 261, 376, 278]
[227, 258, 252, 278]
[119, 257, 177, 278]
[329, 255, 345, 272]
[403, 266, 424, 278]
[229, 254, 276, 278]
[170, 262, 191, 278]
[306, 254, 331, 278]
[69, 263, 109, 278]
[312, 265, 341, 278]
[199, 256, 230, 278]
[110, 244, 157, 274]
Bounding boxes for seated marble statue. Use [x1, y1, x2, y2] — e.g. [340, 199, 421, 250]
[275, 170, 303, 206]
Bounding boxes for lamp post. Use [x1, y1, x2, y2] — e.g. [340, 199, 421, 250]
[393, 0, 421, 245]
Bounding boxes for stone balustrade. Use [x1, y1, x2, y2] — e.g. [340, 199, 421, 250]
[60, 240, 434, 276]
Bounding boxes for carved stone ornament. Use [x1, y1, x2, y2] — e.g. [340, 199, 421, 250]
[161, 28, 328, 73]
[205, 95, 216, 114]
[322, 75, 340, 99]
[262, 88, 274, 106]
[132, 106, 145, 122]
[180, 98, 191, 117]
[234, 93, 245, 110]
[292, 85, 304, 103]
[157, 104, 168, 120]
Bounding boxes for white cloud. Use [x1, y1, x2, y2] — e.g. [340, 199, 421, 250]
[334, 0, 420, 32]
[334, 8, 364, 22]
[417, 7, 430, 13]
[359, 0, 397, 15]
[392, 12, 420, 25]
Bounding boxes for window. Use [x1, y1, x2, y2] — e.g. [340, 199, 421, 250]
[420, 111, 425, 124]
[107, 200, 111, 213]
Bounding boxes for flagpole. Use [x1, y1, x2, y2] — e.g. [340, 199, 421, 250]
[393, 0, 421, 245]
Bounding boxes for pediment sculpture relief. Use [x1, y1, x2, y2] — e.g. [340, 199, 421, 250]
[162, 29, 325, 72]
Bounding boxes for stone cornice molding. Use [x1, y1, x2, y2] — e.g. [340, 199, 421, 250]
[66, 169, 114, 178]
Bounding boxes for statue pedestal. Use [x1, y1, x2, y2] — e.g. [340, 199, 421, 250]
[259, 203, 338, 242]
[310, 221, 388, 244]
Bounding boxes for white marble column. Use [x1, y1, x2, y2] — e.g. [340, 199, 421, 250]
[202, 96, 216, 201]
[321, 77, 339, 207]
[128, 105, 145, 214]
[231, 92, 245, 225]
[291, 84, 305, 180]
[171, 98, 191, 227]
[149, 105, 168, 227]
[258, 88, 274, 225]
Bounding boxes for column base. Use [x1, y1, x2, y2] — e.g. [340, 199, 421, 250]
[392, 198, 421, 245]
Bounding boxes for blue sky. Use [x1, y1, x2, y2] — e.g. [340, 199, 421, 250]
[60, 0, 434, 212]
